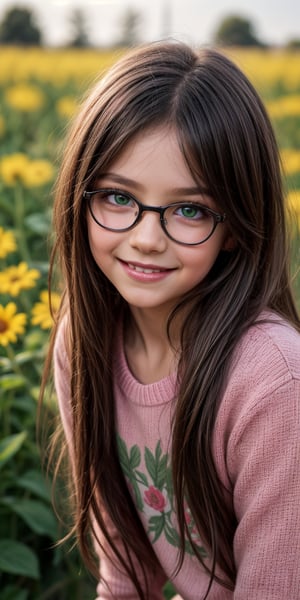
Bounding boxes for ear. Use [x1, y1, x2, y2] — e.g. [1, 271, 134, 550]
[222, 234, 236, 252]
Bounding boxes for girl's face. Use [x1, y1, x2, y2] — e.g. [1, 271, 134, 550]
[87, 126, 231, 319]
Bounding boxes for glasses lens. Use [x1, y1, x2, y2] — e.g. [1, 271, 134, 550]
[89, 191, 138, 230]
[164, 203, 215, 244]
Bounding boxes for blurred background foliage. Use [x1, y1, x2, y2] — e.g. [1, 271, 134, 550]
[0, 4, 299, 599]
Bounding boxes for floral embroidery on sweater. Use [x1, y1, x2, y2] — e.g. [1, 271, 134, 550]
[117, 435, 206, 556]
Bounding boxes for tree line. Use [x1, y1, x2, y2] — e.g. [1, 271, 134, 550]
[0, 6, 299, 50]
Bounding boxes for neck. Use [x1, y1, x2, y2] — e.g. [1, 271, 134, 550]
[124, 307, 181, 383]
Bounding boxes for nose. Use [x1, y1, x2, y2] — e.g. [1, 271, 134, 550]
[128, 211, 168, 254]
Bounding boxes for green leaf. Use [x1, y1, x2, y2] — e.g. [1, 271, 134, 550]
[25, 212, 51, 234]
[129, 445, 141, 469]
[17, 469, 51, 503]
[1, 498, 57, 539]
[0, 432, 27, 469]
[0, 586, 29, 600]
[0, 539, 39, 579]
[0, 374, 27, 391]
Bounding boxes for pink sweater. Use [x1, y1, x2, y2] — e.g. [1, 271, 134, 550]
[54, 314, 300, 599]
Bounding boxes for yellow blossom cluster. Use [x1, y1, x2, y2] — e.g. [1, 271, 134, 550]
[0, 115, 5, 137]
[281, 149, 300, 175]
[55, 95, 78, 119]
[31, 290, 61, 329]
[0, 248, 61, 344]
[0, 47, 120, 86]
[227, 49, 300, 92]
[287, 190, 300, 230]
[0, 227, 17, 259]
[4, 83, 45, 112]
[0, 47, 299, 93]
[266, 95, 300, 119]
[0, 302, 26, 346]
[0, 153, 54, 187]
[0, 262, 40, 297]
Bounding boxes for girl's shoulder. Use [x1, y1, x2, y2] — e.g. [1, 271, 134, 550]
[229, 311, 300, 392]
[53, 313, 71, 364]
[215, 312, 300, 459]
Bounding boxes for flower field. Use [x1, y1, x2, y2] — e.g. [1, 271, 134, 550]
[0, 46, 299, 599]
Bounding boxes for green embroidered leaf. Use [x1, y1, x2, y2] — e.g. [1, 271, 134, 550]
[148, 514, 165, 543]
[135, 470, 149, 487]
[129, 445, 141, 469]
[156, 454, 168, 490]
[116, 436, 131, 478]
[144, 447, 158, 485]
[164, 521, 181, 548]
[155, 440, 162, 462]
[184, 539, 207, 557]
[131, 479, 144, 512]
[144, 442, 169, 489]
[165, 466, 174, 508]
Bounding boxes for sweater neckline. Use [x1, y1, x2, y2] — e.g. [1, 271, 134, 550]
[114, 329, 177, 407]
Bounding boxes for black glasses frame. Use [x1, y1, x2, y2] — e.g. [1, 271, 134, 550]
[83, 188, 227, 246]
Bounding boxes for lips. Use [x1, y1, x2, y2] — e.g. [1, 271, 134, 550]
[119, 259, 174, 281]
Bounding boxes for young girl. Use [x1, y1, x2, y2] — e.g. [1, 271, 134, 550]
[47, 41, 300, 599]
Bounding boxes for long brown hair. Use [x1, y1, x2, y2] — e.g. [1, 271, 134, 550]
[44, 41, 300, 598]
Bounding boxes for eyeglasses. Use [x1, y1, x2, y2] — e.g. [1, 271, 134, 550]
[83, 188, 226, 246]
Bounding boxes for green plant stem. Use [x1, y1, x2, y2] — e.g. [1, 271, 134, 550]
[14, 184, 31, 264]
[5, 342, 23, 376]
[19, 288, 33, 314]
[37, 575, 85, 600]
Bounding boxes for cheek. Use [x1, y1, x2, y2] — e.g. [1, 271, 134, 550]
[182, 236, 225, 270]
[87, 219, 122, 267]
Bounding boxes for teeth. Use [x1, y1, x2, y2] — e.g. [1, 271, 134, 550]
[128, 263, 162, 274]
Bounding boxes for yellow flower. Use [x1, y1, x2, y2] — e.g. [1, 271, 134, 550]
[0, 302, 26, 346]
[281, 149, 300, 175]
[31, 290, 61, 329]
[5, 83, 45, 112]
[22, 159, 54, 187]
[56, 96, 78, 119]
[287, 190, 300, 230]
[0, 115, 5, 137]
[0, 262, 40, 297]
[0, 153, 29, 186]
[266, 95, 300, 119]
[0, 228, 17, 259]
[287, 190, 300, 211]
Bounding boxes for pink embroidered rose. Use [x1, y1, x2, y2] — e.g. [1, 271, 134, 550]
[184, 508, 192, 526]
[144, 486, 166, 512]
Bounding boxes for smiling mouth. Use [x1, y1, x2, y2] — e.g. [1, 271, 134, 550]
[127, 262, 167, 274]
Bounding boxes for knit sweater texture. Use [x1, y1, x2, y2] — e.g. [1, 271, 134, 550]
[54, 314, 300, 599]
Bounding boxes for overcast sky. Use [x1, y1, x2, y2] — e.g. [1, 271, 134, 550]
[0, 0, 299, 47]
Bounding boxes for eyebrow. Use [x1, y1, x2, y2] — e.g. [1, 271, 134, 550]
[97, 172, 211, 196]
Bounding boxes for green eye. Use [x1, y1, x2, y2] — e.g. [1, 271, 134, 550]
[175, 204, 206, 220]
[114, 194, 131, 205]
[181, 206, 198, 218]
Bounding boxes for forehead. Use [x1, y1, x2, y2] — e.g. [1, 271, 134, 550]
[102, 125, 198, 190]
